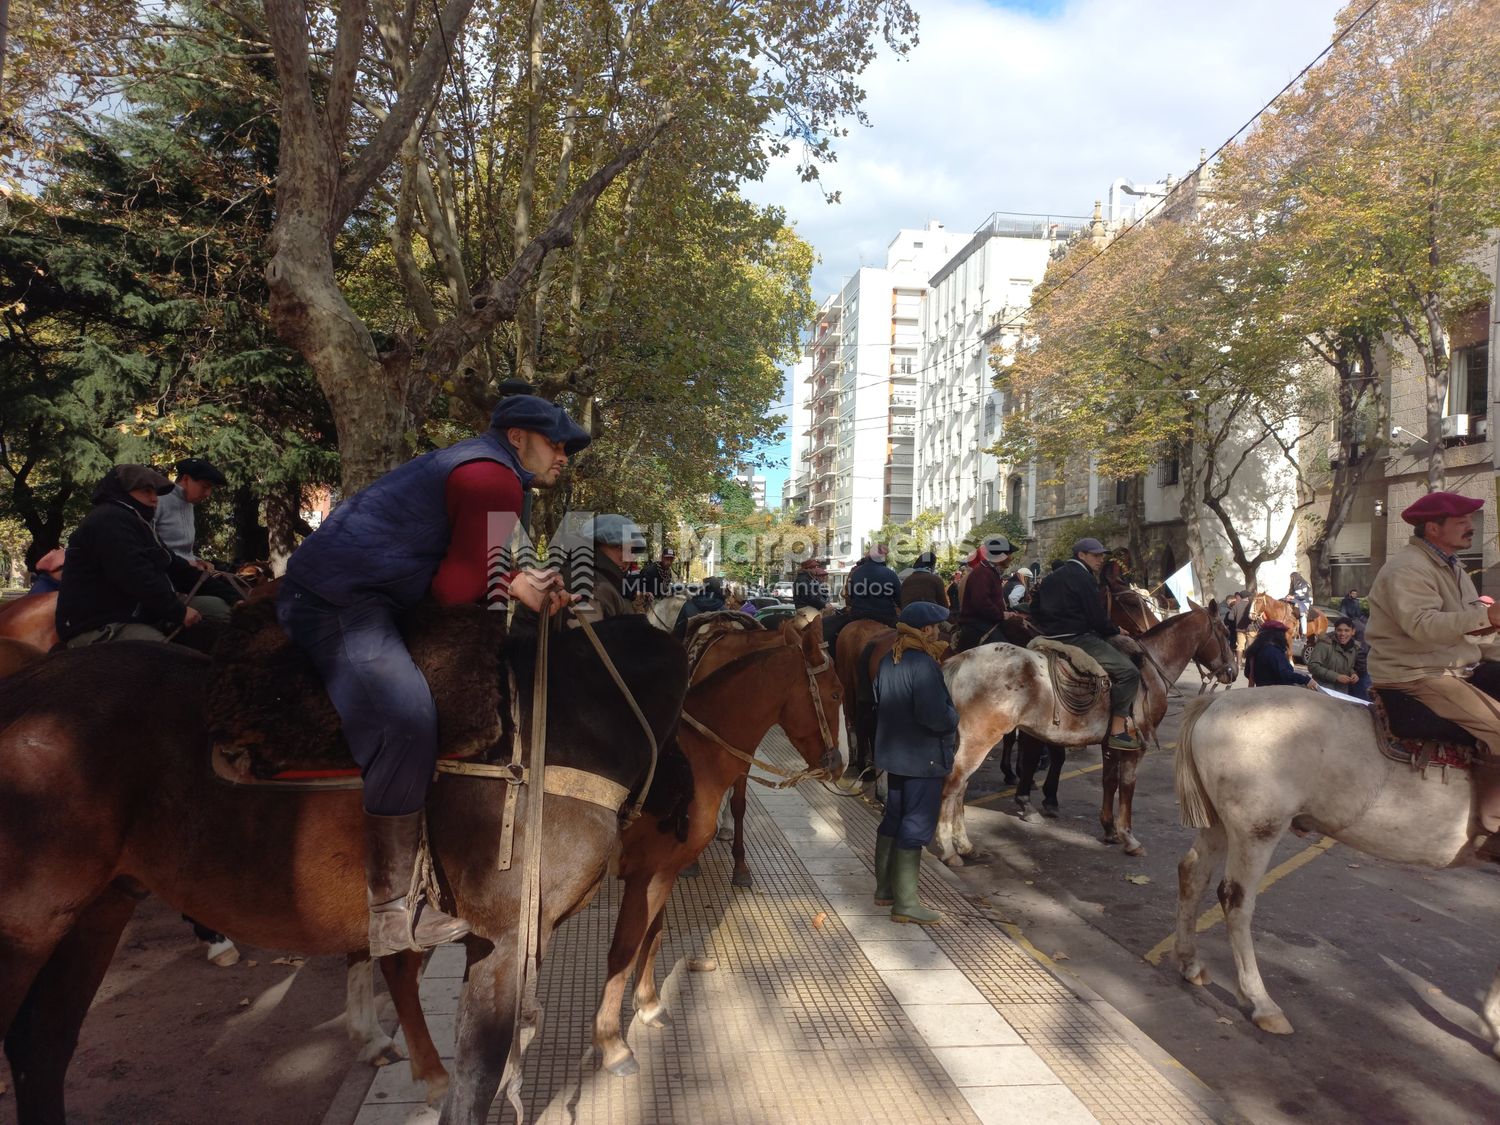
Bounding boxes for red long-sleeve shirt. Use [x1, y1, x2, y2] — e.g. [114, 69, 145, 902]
[429, 460, 524, 605]
[960, 560, 1009, 625]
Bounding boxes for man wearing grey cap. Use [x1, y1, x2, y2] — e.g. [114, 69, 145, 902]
[585, 514, 645, 619]
[56, 465, 207, 645]
[1029, 538, 1141, 751]
[154, 457, 228, 568]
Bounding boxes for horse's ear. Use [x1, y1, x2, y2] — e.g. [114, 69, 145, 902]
[1187, 597, 1201, 611]
[1207, 597, 1218, 616]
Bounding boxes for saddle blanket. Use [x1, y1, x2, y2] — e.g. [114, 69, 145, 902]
[208, 599, 509, 780]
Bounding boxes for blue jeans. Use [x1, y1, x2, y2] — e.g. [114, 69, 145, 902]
[877, 774, 944, 849]
[278, 583, 437, 816]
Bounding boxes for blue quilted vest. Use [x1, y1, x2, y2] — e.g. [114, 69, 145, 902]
[286, 430, 530, 607]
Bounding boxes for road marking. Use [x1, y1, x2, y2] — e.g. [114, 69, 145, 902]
[1142, 836, 1337, 966]
[968, 763, 1104, 807]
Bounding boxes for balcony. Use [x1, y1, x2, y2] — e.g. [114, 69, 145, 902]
[890, 421, 915, 438]
[890, 390, 917, 410]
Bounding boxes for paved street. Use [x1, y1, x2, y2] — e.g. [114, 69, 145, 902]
[957, 672, 1500, 1125]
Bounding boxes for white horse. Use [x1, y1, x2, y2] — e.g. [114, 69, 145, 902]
[1173, 688, 1500, 1051]
[645, 594, 687, 632]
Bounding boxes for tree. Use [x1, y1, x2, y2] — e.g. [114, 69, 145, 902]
[254, 0, 918, 491]
[869, 508, 942, 571]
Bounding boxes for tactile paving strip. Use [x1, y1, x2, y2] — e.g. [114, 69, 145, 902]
[490, 775, 981, 1124]
[785, 733, 1219, 1125]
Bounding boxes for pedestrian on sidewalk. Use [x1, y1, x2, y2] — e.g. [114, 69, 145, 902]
[871, 600, 958, 926]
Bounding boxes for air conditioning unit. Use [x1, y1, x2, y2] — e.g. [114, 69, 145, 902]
[1441, 414, 1471, 439]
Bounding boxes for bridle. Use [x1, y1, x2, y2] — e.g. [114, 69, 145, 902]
[681, 636, 840, 789]
[1194, 614, 1238, 693]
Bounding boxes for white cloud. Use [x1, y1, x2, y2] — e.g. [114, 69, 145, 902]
[747, 0, 1348, 296]
[748, 0, 1349, 497]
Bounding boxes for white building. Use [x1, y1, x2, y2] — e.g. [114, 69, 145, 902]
[733, 472, 768, 510]
[782, 356, 813, 516]
[803, 223, 970, 566]
[914, 212, 1090, 549]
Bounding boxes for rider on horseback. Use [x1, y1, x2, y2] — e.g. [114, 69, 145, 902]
[1366, 490, 1500, 860]
[793, 556, 830, 610]
[954, 534, 1013, 649]
[279, 394, 589, 957]
[1028, 537, 1142, 751]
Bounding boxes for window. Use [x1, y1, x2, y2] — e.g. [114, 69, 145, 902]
[1450, 342, 1489, 418]
[1115, 478, 1130, 505]
[1008, 476, 1023, 515]
[1158, 446, 1181, 486]
[983, 482, 995, 514]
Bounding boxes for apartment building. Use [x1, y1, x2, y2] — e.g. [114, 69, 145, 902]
[914, 212, 1089, 549]
[802, 223, 969, 567]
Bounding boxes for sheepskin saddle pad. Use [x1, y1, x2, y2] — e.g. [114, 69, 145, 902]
[208, 598, 509, 780]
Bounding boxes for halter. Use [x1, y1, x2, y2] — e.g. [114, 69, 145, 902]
[1193, 614, 1238, 694]
[681, 636, 839, 789]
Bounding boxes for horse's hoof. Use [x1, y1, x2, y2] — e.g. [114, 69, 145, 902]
[206, 939, 240, 967]
[941, 853, 965, 868]
[601, 1048, 640, 1077]
[716, 827, 734, 842]
[1001, 772, 1018, 786]
[1181, 964, 1211, 987]
[422, 1072, 450, 1107]
[1253, 1011, 1294, 1035]
[961, 850, 994, 866]
[359, 1035, 405, 1067]
[1122, 841, 1146, 858]
[731, 869, 753, 888]
[637, 1003, 672, 1028]
[680, 862, 702, 878]
[1101, 831, 1119, 846]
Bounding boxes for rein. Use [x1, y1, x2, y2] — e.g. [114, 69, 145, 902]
[681, 639, 838, 790]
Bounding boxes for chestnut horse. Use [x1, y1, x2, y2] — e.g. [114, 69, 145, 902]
[1251, 591, 1327, 644]
[934, 604, 1236, 864]
[0, 615, 687, 1125]
[0, 592, 58, 651]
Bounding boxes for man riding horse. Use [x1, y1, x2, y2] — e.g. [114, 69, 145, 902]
[1366, 490, 1500, 861]
[953, 534, 1013, 650]
[278, 394, 589, 958]
[1028, 536, 1141, 751]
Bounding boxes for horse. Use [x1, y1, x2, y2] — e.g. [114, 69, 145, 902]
[1251, 591, 1328, 645]
[1171, 688, 1500, 1048]
[0, 592, 58, 651]
[592, 618, 841, 1074]
[0, 615, 688, 1125]
[934, 602, 1236, 864]
[832, 618, 898, 781]
[645, 593, 687, 633]
[0, 638, 43, 678]
[1108, 585, 1162, 634]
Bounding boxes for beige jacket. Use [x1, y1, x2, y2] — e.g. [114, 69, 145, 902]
[1366, 538, 1496, 684]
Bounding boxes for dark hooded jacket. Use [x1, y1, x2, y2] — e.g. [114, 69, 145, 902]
[1029, 558, 1117, 638]
[56, 474, 199, 641]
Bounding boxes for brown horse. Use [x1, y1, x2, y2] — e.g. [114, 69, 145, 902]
[592, 618, 841, 1075]
[934, 603, 1237, 864]
[0, 615, 687, 1125]
[0, 638, 43, 678]
[1251, 592, 1327, 645]
[0, 593, 58, 651]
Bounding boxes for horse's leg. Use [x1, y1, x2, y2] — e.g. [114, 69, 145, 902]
[1118, 751, 1145, 857]
[379, 950, 450, 1105]
[594, 866, 656, 1076]
[1482, 965, 1500, 1060]
[1099, 747, 1120, 844]
[344, 953, 403, 1066]
[936, 720, 1004, 867]
[439, 938, 515, 1125]
[729, 776, 752, 888]
[1219, 828, 1294, 1035]
[1174, 823, 1226, 987]
[1000, 731, 1017, 785]
[3, 882, 137, 1125]
[630, 887, 675, 1028]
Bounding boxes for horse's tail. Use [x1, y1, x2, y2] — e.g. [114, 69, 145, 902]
[1174, 695, 1219, 829]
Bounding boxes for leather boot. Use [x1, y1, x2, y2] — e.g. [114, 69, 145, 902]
[873, 835, 895, 906]
[889, 846, 942, 925]
[363, 811, 470, 957]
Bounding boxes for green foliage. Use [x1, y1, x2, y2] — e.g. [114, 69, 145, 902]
[962, 511, 1030, 553]
[1041, 514, 1123, 567]
[868, 508, 943, 570]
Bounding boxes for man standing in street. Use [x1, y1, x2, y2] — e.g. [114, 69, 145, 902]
[1028, 537, 1141, 751]
[1307, 618, 1363, 697]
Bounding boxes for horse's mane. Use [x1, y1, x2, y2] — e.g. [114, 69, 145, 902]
[688, 637, 787, 695]
[1138, 601, 1209, 643]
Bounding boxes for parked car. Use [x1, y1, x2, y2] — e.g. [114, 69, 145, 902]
[771, 581, 793, 598]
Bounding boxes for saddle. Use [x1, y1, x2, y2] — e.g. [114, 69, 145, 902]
[1027, 637, 1110, 717]
[1368, 663, 1500, 773]
[208, 599, 510, 783]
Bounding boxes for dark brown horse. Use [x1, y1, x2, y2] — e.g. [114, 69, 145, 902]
[0, 615, 687, 1125]
[0, 593, 58, 651]
[0, 638, 43, 678]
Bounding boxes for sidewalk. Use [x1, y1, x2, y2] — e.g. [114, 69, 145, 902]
[333, 731, 1225, 1125]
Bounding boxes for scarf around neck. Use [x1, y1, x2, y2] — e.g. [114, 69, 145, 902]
[892, 622, 949, 665]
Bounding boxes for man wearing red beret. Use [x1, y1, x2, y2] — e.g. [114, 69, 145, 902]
[1366, 490, 1500, 858]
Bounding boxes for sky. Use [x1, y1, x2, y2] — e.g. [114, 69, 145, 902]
[743, 0, 1349, 505]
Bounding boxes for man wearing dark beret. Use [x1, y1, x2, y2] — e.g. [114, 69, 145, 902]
[1367, 490, 1500, 859]
[870, 600, 957, 925]
[278, 394, 590, 956]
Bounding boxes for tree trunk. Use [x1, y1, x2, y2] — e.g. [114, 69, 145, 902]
[1421, 296, 1451, 490]
[264, 484, 306, 577]
[1179, 436, 1211, 596]
[231, 484, 272, 564]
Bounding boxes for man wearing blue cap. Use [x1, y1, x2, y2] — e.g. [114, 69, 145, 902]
[278, 394, 590, 957]
[871, 600, 957, 925]
[1029, 538, 1141, 751]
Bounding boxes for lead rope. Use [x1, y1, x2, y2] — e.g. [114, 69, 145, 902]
[570, 608, 659, 822]
[502, 603, 551, 1123]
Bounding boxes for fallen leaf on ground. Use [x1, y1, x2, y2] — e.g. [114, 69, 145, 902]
[1125, 874, 1152, 885]
[237, 998, 250, 1007]
[242, 959, 259, 968]
[1428, 986, 1443, 994]
[1216, 1017, 1233, 1025]
[811, 911, 827, 929]
[1346, 864, 1361, 869]
[686, 957, 718, 972]
[271, 956, 305, 967]
[1051, 951, 1070, 961]
[1024, 880, 1035, 885]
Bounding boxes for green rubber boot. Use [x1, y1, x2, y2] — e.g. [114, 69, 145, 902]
[889, 846, 942, 925]
[873, 835, 895, 906]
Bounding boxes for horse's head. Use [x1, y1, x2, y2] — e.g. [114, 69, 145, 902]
[1192, 599, 1238, 684]
[779, 618, 844, 779]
